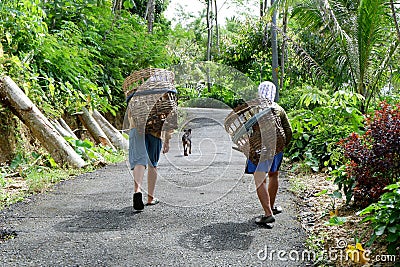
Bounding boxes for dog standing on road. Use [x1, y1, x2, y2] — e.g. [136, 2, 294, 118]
[182, 129, 192, 156]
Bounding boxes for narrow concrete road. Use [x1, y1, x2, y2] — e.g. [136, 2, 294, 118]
[0, 108, 308, 266]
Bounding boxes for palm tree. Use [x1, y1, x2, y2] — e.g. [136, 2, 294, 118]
[291, 0, 398, 112]
[270, 0, 280, 101]
[265, 0, 303, 100]
[146, 0, 155, 33]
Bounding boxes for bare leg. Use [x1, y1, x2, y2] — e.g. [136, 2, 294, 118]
[133, 165, 146, 192]
[147, 165, 157, 203]
[268, 171, 279, 208]
[254, 171, 273, 216]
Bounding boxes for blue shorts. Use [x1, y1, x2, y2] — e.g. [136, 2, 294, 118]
[245, 152, 284, 174]
[128, 128, 162, 169]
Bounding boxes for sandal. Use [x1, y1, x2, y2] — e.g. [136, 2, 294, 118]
[272, 206, 283, 215]
[255, 214, 276, 225]
[133, 192, 144, 211]
[145, 198, 160, 206]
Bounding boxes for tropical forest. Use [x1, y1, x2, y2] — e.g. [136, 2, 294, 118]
[0, 0, 399, 266]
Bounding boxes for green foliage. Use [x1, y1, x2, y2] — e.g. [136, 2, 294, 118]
[324, 216, 347, 226]
[291, 0, 397, 112]
[0, 0, 47, 54]
[65, 137, 125, 164]
[42, 0, 108, 31]
[359, 182, 400, 255]
[202, 84, 241, 108]
[1, 0, 174, 119]
[65, 137, 104, 163]
[216, 19, 272, 82]
[26, 168, 71, 193]
[0, 191, 25, 210]
[127, 0, 169, 24]
[287, 85, 364, 171]
[166, 24, 205, 64]
[330, 164, 355, 205]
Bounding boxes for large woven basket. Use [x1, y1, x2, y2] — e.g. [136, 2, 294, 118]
[123, 68, 178, 134]
[224, 98, 286, 163]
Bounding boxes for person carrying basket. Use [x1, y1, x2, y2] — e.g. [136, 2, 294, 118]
[248, 81, 292, 225]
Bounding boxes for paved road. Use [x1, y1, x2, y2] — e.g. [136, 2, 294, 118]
[0, 108, 308, 266]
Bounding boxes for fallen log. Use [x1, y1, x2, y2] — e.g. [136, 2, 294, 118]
[58, 117, 78, 139]
[0, 76, 86, 168]
[92, 110, 128, 151]
[51, 119, 74, 138]
[78, 107, 115, 150]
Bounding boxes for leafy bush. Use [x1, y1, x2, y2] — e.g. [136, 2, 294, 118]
[287, 86, 364, 171]
[359, 182, 400, 255]
[338, 102, 400, 207]
[330, 164, 355, 205]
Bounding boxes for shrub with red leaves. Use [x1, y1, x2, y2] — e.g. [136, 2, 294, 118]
[339, 102, 400, 207]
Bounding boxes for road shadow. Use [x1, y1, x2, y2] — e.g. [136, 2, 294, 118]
[179, 220, 272, 252]
[54, 207, 137, 233]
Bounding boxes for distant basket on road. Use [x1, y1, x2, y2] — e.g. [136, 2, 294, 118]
[224, 98, 286, 163]
[123, 68, 177, 134]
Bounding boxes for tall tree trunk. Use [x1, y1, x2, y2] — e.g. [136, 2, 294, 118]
[0, 77, 86, 168]
[206, 0, 212, 62]
[206, 0, 212, 92]
[146, 0, 155, 33]
[112, 0, 123, 13]
[260, 0, 268, 17]
[271, 0, 280, 101]
[280, 2, 288, 89]
[260, 0, 264, 17]
[214, 0, 220, 54]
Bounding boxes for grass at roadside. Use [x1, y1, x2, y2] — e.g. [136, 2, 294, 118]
[0, 150, 126, 211]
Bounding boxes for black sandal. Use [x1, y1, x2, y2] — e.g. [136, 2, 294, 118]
[255, 215, 276, 225]
[133, 192, 144, 211]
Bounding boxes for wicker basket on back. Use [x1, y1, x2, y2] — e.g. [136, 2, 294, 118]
[224, 98, 286, 164]
[123, 68, 177, 134]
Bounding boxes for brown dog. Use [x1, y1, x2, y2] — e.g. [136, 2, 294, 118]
[182, 129, 192, 156]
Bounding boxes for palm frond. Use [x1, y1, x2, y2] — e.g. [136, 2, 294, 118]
[357, 0, 388, 82]
[272, 23, 326, 77]
[292, 0, 360, 86]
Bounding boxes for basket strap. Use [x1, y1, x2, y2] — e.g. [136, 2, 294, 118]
[134, 88, 177, 96]
[126, 88, 177, 103]
[232, 107, 272, 143]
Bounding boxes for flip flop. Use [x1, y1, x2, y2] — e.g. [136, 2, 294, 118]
[255, 214, 276, 225]
[145, 198, 160, 206]
[272, 206, 283, 215]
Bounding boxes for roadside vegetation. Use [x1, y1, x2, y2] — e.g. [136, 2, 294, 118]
[0, 0, 399, 264]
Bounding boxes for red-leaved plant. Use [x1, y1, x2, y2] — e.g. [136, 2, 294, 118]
[339, 102, 400, 207]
